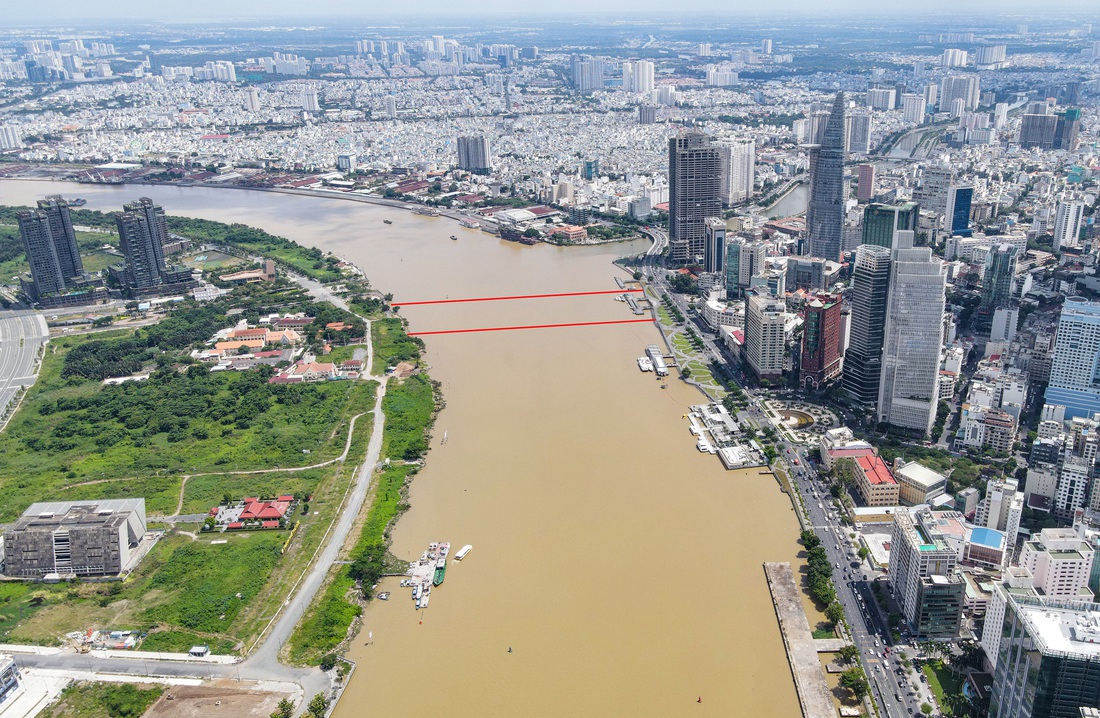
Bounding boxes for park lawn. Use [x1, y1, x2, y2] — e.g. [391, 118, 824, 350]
[42, 682, 164, 718]
[0, 331, 377, 520]
[8, 531, 285, 649]
[923, 661, 964, 707]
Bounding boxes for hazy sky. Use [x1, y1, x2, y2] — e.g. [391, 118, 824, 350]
[3, 0, 1097, 23]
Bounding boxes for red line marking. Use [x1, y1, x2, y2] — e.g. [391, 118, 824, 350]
[408, 318, 653, 336]
[392, 288, 643, 307]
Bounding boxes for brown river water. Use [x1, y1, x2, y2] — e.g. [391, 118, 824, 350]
[0, 181, 808, 716]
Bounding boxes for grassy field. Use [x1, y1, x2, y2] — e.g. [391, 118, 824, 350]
[6, 530, 284, 649]
[42, 681, 164, 718]
[923, 661, 964, 709]
[372, 317, 424, 368]
[287, 365, 438, 664]
[0, 331, 377, 520]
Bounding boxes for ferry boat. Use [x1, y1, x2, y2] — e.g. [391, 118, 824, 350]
[459, 218, 480, 229]
[433, 561, 446, 586]
[67, 198, 87, 207]
[455, 545, 473, 561]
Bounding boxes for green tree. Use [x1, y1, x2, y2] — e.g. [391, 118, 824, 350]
[271, 698, 295, 718]
[920, 703, 933, 715]
[839, 668, 869, 700]
[825, 602, 845, 626]
[307, 693, 329, 718]
[838, 644, 860, 664]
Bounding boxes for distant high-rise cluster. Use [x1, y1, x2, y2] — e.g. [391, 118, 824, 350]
[17, 196, 107, 307]
[621, 60, 654, 93]
[571, 56, 605, 93]
[107, 198, 196, 297]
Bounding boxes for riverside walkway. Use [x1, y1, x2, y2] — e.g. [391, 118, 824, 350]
[764, 562, 836, 718]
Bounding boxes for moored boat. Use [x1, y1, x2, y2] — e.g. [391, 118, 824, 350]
[455, 544, 473, 560]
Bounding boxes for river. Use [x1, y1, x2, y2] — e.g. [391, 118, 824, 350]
[0, 180, 811, 716]
[766, 182, 808, 219]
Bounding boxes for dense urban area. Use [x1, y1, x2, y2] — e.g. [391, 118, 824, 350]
[0, 10, 1097, 718]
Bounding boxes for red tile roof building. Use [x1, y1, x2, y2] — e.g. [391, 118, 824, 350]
[854, 454, 900, 507]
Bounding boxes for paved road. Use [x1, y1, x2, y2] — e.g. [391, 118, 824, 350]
[642, 254, 942, 716]
[0, 310, 48, 427]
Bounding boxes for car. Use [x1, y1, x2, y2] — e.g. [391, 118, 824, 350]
[835, 563, 840, 569]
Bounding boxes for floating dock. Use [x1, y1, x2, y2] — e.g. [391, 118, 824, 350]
[763, 562, 836, 718]
[624, 294, 644, 315]
[401, 541, 449, 609]
[614, 276, 626, 289]
[645, 344, 669, 377]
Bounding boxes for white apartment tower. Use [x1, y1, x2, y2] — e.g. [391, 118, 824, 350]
[878, 247, 947, 434]
[244, 87, 261, 112]
[1019, 528, 1095, 599]
[1053, 200, 1085, 251]
[719, 141, 755, 205]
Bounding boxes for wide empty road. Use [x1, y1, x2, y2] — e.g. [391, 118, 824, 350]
[0, 310, 48, 422]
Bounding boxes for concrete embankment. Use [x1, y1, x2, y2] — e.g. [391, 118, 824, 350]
[764, 562, 836, 718]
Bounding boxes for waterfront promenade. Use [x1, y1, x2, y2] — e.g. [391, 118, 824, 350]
[764, 561, 836, 718]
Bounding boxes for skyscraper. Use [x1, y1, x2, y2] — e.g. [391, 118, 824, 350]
[456, 136, 491, 172]
[116, 198, 169, 290]
[945, 186, 973, 236]
[856, 163, 875, 203]
[878, 247, 947, 435]
[703, 218, 726, 274]
[244, 87, 261, 112]
[888, 508, 965, 638]
[842, 244, 892, 406]
[17, 196, 84, 299]
[800, 294, 844, 390]
[805, 93, 847, 261]
[978, 244, 1019, 326]
[1020, 113, 1058, 149]
[915, 166, 954, 218]
[1053, 200, 1085, 251]
[718, 141, 755, 205]
[988, 592, 1100, 718]
[667, 133, 722, 263]
[1045, 298, 1100, 420]
[633, 60, 654, 93]
[846, 112, 872, 154]
[744, 292, 787, 380]
[861, 202, 919, 249]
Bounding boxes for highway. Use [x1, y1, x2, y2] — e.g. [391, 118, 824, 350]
[0, 310, 49, 428]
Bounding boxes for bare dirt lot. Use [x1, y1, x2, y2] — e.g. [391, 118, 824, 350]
[145, 683, 291, 718]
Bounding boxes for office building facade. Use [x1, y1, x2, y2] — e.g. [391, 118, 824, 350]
[703, 218, 726, 274]
[989, 593, 1100, 718]
[744, 292, 786, 379]
[978, 244, 1019, 325]
[805, 93, 847, 261]
[945, 185, 973, 236]
[842, 244, 892, 406]
[1053, 200, 1084, 251]
[668, 133, 722, 263]
[3, 499, 147, 577]
[878, 248, 947, 435]
[861, 202, 920, 249]
[1046, 298, 1100, 420]
[888, 508, 965, 638]
[800, 294, 844, 390]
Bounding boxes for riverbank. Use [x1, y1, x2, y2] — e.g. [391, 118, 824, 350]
[0, 179, 808, 716]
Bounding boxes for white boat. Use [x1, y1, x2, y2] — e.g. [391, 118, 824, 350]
[455, 545, 473, 561]
[637, 357, 654, 372]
